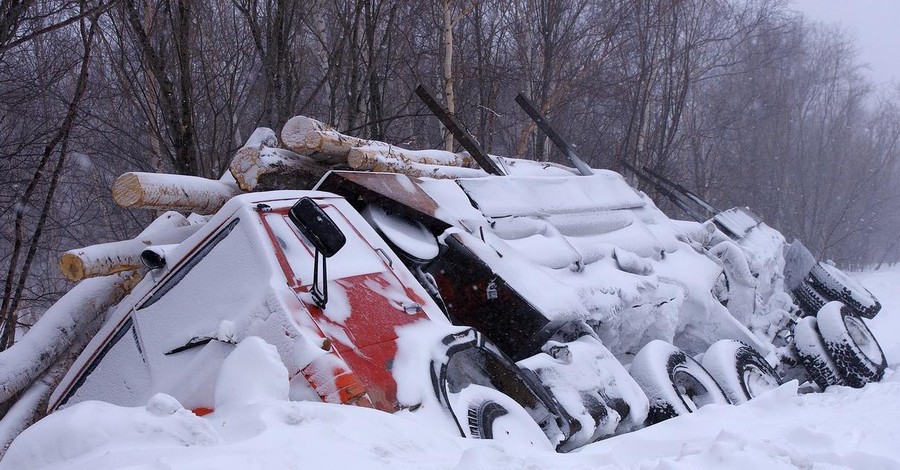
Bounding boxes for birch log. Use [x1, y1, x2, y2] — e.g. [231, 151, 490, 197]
[112, 172, 241, 213]
[347, 148, 487, 179]
[281, 115, 370, 164]
[352, 144, 478, 168]
[228, 128, 280, 190]
[230, 146, 329, 192]
[0, 370, 52, 457]
[59, 212, 202, 281]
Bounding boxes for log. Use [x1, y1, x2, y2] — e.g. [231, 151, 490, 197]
[243, 127, 278, 149]
[254, 163, 335, 192]
[59, 218, 202, 281]
[350, 144, 478, 168]
[281, 115, 370, 164]
[0, 371, 51, 457]
[230, 145, 330, 192]
[112, 172, 241, 214]
[228, 128, 279, 190]
[347, 148, 487, 179]
[281, 115, 481, 169]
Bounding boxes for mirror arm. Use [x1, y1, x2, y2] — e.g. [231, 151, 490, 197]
[311, 249, 328, 308]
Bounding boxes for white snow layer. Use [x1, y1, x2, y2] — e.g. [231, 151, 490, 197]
[4, 267, 900, 470]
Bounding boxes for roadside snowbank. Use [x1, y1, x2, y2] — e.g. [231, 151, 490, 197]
[3, 269, 899, 470]
[850, 266, 900, 363]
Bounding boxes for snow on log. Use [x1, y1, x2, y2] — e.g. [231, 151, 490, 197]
[350, 144, 478, 168]
[347, 148, 487, 179]
[59, 222, 202, 282]
[0, 272, 138, 407]
[281, 115, 370, 164]
[243, 127, 278, 150]
[230, 146, 329, 192]
[112, 172, 241, 213]
[0, 374, 51, 456]
[229, 128, 280, 190]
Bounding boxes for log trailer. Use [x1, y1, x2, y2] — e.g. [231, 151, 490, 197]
[6, 90, 887, 452]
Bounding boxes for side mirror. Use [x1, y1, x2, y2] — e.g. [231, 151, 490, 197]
[140, 244, 178, 270]
[288, 197, 346, 309]
[288, 197, 346, 258]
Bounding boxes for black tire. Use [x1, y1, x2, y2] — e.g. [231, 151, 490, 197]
[629, 340, 731, 425]
[816, 301, 886, 387]
[701, 340, 783, 404]
[808, 263, 881, 318]
[449, 384, 552, 449]
[792, 316, 846, 389]
[467, 400, 507, 439]
[792, 281, 829, 317]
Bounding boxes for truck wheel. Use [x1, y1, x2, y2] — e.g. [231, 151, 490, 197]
[816, 301, 886, 387]
[792, 281, 829, 317]
[701, 340, 782, 404]
[450, 384, 552, 449]
[792, 316, 846, 389]
[808, 263, 881, 318]
[629, 340, 730, 425]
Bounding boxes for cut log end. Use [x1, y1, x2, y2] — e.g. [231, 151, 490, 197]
[59, 253, 86, 282]
[111, 172, 143, 208]
[229, 147, 263, 192]
[282, 115, 327, 154]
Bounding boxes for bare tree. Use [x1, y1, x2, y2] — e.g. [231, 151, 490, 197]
[1, 3, 100, 350]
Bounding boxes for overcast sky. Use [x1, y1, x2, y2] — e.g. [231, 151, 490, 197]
[791, 0, 900, 86]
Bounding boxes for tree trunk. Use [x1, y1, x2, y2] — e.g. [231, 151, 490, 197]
[442, 0, 456, 152]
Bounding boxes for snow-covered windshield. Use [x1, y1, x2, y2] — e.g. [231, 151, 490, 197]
[263, 205, 386, 284]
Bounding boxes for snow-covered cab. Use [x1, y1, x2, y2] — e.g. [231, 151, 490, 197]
[48, 191, 567, 446]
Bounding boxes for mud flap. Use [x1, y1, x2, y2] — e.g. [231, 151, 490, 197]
[517, 330, 650, 448]
[429, 328, 574, 449]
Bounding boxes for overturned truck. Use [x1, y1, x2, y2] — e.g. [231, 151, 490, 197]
[6, 93, 887, 452]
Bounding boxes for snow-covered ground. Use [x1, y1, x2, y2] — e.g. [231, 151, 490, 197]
[4, 268, 900, 470]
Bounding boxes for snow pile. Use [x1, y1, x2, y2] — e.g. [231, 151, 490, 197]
[214, 337, 289, 408]
[4, 266, 899, 470]
[846, 266, 900, 363]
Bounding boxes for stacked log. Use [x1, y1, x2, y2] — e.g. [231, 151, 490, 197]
[347, 146, 487, 179]
[113, 114, 496, 214]
[230, 145, 330, 192]
[59, 211, 202, 282]
[281, 115, 371, 164]
[112, 172, 241, 214]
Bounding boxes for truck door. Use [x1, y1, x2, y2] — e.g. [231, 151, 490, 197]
[259, 201, 432, 412]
